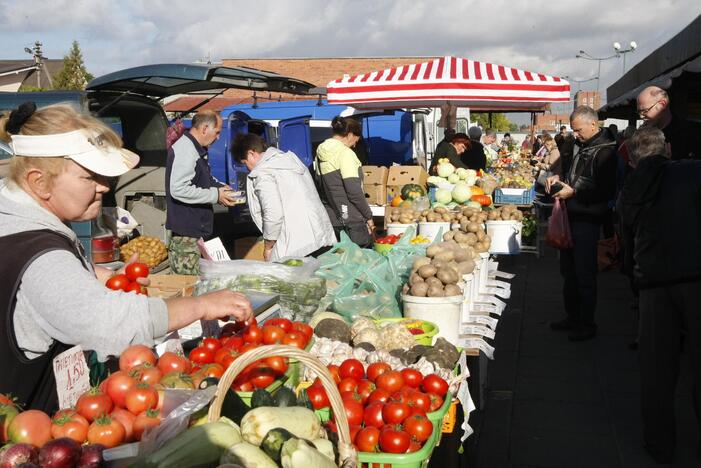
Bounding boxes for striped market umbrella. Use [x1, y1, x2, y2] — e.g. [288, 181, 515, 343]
[326, 56, 570, 111]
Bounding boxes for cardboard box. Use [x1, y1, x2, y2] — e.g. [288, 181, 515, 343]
[234, 236, 265, 261]
[147, 274, 198, 298]
[386, 166, 428, 200]
[362, 165, 389, 206]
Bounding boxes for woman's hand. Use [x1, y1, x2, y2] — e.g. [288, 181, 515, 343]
[198, 290, 253, 324]
[545, 174, 560, 193]
[94, 252, 150, 286]
[366, 219, 375, 235]
[553, 181, 575, 200]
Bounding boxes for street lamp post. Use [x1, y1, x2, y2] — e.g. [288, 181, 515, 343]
[575, 50, 620, 96]
[563, 75, 598, 111]
[613, 41, 637, 74]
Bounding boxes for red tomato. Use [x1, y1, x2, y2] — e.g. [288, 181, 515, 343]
[421, 374, 449, 397]
[382, 401, 411, 424]
[189, 346, 214, 366]
[406, 440, 422, 453]
[410, 391, 431, 413]
[390, 387, 415, 405]
[106, 274, 130, 291]
[349, 424, 362, 446]
[356, 426, 381, 453]
[110, 407, 136, 442]
[157, 352, 192, 374]
[76, 388, 114, 422]
[243, 325, 263, 344]
[0, 394, 16, 407]
[119, 345, 157, 372]
[306, 386, 330, 409]
[327, 365, 342, 384]
[400, 368, 424, 389]
[220, 320, 247, 338]
[220, 335, 243, 350]
[50, 411, 89, 443]
[404, 414, 433, 443]
[362, 402, 385, 428]
[281, 331, 307, 349]
[342, 399, 364, 426]
[291, 322, 313, 341]
[231, 377, 254, 392]
[105, 371, 137, 408]
[428, 393, 444, 412]
[200, 363, 225, 379]
[367, 388, 391, 405]
[376, 371, 404, 393]
[356, 379, 376, 405]
[366, 362, 391, 382]
[124, 282, 146, 294]
[133, 409, 161, 441]
[379, 427, 411, 454]
[265, 318, 292, 332]
[87, 415, 125, 448]
[130, 363, 162, 385]
[239, 343, 259, 354]
[214, 348, 239, 369]
[249, 366, 276, 389]
[338, 377, 358, 394]
[8, 409, 52, 447]
[341, 391, 361, 403]
[261, 325, 286, 345]
[264, 356, 288, 376]
[201, 337, 221, 353]
[125, 384, 158, 415]
[339, 359, 365, 380]
[125, 262, 149, 281]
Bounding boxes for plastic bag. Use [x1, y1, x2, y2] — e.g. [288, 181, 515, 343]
[199, 257, 320, 282]
[333, 269, 402, 321]
[546, 198, 573, 249]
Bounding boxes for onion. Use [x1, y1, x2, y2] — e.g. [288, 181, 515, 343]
[77, 444, 105, 468]
[0, 443, 39, 468]
[38, 438, 81, 468]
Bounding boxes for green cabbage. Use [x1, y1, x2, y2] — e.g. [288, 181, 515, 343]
[447, 173, 460, 184]
[451, 183, 472, 203]
[435, 188, 453, 204]
[437, 162, 455, 178]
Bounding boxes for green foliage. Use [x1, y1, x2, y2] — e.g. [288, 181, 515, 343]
[472, 112, 515, 132]
[18, 85, 48, 92]
[53, 40, 94, 90]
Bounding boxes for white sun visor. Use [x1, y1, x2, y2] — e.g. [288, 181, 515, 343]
[10, 129, 139, 177]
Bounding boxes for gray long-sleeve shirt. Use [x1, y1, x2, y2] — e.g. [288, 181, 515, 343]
[169, 133, 219, 205]
[0, 180, 169, 361]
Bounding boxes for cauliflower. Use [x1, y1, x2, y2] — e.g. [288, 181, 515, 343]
[353, 327, 381, 349]
[380, 323, 417, 351]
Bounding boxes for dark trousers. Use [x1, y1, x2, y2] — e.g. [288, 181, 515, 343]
[334, 223, 372, 248]
[559, 220, 601, 328]
[639, 280, 701, 457]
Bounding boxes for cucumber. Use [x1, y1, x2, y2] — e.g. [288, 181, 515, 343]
[251, 389, 275, 408]
[260, 427, 295, 462]
[274, 387, 297, 407]
[198, 376, 219, 389]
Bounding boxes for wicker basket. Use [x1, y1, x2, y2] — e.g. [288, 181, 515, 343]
[207, 344, 358, 468]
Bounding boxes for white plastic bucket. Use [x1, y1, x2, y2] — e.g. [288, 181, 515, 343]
[486, 220, 522, 254]
[418, 222, 451, 242]
[403, 294, 464, 346]
[386, 223, 417, 237]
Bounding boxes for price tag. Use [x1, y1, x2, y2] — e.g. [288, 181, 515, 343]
[460, 338, 495, 359]
[469, 314, 499, 331]
[155, 337, 184, 357]
[53, 345, 91, 410]
[197, 237, 231, 262]
[460, 325, 496, 340]
[493, 269, 515, 280]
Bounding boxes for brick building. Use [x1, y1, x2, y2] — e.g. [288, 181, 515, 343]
[534, 113, 570, 133]
[574, 91, 601, 110]
[164, 57, 440, 112]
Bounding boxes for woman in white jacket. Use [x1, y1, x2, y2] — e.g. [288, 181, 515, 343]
[231, 133, 337, 261]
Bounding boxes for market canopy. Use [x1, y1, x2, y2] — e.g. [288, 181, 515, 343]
[326, 56, 570, 111]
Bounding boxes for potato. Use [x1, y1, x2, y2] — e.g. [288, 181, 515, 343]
[418, 264, 438, 279]
[409, 273, 425, 286]
[444, 284, 462, 297]
[427, 284, 445, 297]
[453, 248, 470, 262]
[413, 256, 431, 270]
[434, 206, 447, 214]
[434, 250, 455, 263]
[453, 231, 468, 244]
[443, 231, 455, 241]
[425, 276, 443, 288]
[457, 259, 476, 275]
[426, 212, 437, 222]
[467, 222, 480, 233]
[431, 260, 447, 270]
[501, 211, 511, 220]
[436, 267, 459, 285]
[442, 213, 452, 222]
[410, 283, 429, 297]
[426, 245, 442, 258]
[465, 232, 478, 245]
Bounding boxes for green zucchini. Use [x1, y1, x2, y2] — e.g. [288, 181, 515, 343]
[260, 427, 295, 462]
[221, 389, 251, 425]
[251, 389, 275, 408]
[274, 387, 297, 407]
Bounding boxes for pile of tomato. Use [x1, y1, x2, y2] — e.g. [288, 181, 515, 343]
[375, 234, 402, 245]
[306, 359, 450, 455]
[105, 262, 150, 295]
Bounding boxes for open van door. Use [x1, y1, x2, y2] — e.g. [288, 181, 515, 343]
[277, 116, 312, 167]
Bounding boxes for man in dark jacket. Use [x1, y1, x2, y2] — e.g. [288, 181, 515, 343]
[546, 106, 617, 341]
[461, 126, 486, 171]
[618, 126, 701, 464]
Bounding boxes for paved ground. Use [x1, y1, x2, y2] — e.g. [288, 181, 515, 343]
[466, 248, 700, 468]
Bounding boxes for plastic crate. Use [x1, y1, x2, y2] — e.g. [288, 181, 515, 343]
[492, 187, 535, 205]
[374, 318, 439, 346]
[442, 399, 458, 433]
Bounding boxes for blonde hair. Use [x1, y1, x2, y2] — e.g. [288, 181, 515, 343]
[0, 104, 123, 186]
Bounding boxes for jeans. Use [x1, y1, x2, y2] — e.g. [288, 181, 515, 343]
[639, 280, 701, 457]
[559, 220, 601, 328]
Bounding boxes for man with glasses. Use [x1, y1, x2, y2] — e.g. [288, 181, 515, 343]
[636, 86, 697, 160]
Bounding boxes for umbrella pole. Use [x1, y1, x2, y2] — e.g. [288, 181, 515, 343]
[488, 112, 493, 128]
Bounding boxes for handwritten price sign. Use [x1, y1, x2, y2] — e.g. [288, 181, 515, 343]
[53, 345, 91, 409]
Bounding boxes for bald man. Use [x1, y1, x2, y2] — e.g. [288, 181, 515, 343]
[636, 86, 697, 160]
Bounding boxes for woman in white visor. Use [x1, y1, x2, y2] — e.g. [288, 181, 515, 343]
[0, 103, 252, 412]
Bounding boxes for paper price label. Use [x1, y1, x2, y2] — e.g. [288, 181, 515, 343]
[469, 314, 499, 331]
[53, 345, 91, 410]
[494, 270, 515, 280]
[156, 337, 184, 357]
[461, 325, 496, 340]
[461, 338, 495, 359]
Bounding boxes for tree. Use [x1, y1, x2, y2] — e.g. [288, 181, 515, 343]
[471, 112, 514, 132]
[53, 40, 94, 90]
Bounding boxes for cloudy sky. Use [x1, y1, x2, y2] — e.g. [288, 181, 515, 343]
[2, 0, 699, 115]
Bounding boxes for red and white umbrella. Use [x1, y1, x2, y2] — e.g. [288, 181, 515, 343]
[326, 56, 570, 111]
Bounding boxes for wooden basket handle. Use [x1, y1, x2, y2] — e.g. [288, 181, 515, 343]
[207, 344, 357, 468]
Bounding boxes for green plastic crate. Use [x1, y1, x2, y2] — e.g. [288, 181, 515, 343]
[374, 318, 439, 346]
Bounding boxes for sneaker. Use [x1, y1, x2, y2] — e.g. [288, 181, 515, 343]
[568, 327, 597, 342]
[550, 319, 576, 331]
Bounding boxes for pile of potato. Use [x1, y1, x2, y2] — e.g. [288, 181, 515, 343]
[406, 241, 476, 298]
[388, 205, 491, 225]
[387, 206, 421, 224]
[120, 235, 168, 268]
[487, 204, 524, 221]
